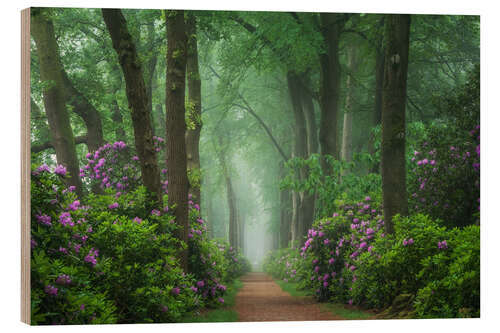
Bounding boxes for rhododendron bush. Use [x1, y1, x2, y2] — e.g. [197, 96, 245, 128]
[30, 141, 249, 324]
[264, 200, 480, 318]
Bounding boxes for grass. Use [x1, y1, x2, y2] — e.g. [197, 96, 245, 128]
[181, 278, 243, 323]
[274, 278, 372, 320]
[320, 303, 372, 320]
[274, 279, 310, 298]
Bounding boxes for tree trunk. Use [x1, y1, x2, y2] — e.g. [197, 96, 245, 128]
[369, 45, 385, 173]
[31, 8, 83, 195]
[300, 73, 319, 155]
[239, 213, 245, 252]
[279, 162, 292, 248]
[381, 14, 411, 234]
[154, 104, 166, 138]
[341, 44, 358, 163]
[111, 96, 127, 143]
[319, 13, 347, 167]
[186, 13, 203, 210]
[163, 10, 190, 270]
[206, 189, 214, 239]
[226, 175, 238, 248]
[291, 189, 299, 247]
[61, 71, 104, 153]
[102, 9, 161, 202]
[286, 71, 309, 244]
[144, 21, 158, 117]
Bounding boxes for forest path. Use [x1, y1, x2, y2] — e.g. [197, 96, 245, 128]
[234, 272, 343, 322]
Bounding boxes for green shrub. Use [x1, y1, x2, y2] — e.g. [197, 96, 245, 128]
[414, 225, 480, 318]
[351, 214, 449, 308]
[31, 161, 249, 324]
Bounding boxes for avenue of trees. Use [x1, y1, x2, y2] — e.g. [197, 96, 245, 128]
[29, 7, 479, 322]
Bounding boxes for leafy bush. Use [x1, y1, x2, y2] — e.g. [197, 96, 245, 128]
[281, 154, 381, 217]
[264, 205, 480, 318]
[351, 214, 449, 308]
[262, 247, 302, 282]
[31, 165, 118, 324]
[414, 225, 480, 318]
[407, 66, 480, 228]
[31, 142, 250, 324]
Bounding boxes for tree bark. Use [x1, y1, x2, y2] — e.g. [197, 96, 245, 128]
[206, 188, 214, 239]
[279, 162, 292, 248]
[154, 104, 166, 138]
[144, 21, 158, 117]
[319, 13, 347, 167]
[164, 10, 190, 270]
[32, 135, 88, 153]
[300, 73, 319, 156]
[225, 175, 238, 248]
[186, 13, 203, 210]
[111, 96, 127, 143]
[369, 40, 385, 173]
[238, 213, 245, 252]
[102, 8, 161, 202]
[286, 71, 309, 244]
[341, 44, 358, 163]
[31, 8, 83, 195]
[60, 71, 104, 153]
[381, 14, 411, 234]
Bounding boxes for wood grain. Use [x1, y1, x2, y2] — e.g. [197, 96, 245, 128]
[21, 7, 31, 325]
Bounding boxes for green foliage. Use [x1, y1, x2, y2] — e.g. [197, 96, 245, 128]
[281, 153, 381, 217]
[264, 206, 480, 318]
[31, 163, 249, 324]
[414, 225, 480, 318]
[352, 214, 449, 308]
[407, 66, 480, 228]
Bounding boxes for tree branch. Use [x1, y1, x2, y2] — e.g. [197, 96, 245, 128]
[31, 135, 88, 153]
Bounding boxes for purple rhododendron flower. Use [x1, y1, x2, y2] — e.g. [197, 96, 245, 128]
[56, 274, 72, 285]
[171, 287, 180, 296]
[438, 240, 448, 249]
[108, 202, 119, 209]
[59, 212, 73, 227]
[44, 285, 58, 296]
[68, 200, 80, 211]
[36, 214, 52, 227]
[54, 165, 67, 176]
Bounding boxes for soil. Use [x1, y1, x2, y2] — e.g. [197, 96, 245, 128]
[234, 272, 343, 322]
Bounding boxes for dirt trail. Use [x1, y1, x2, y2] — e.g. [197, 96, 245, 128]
[234, 272, 343, 322]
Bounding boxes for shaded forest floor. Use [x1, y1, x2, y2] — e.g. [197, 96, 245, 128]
[234, 272, 372, 322]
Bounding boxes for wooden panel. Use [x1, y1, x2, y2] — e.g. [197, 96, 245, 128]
[20, 7, 31, 325]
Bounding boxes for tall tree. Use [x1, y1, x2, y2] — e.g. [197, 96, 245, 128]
[381, 14, 411, 234]
[31, 8, 83, 194]
[164, 10, 190, 270]
[341, 44, 358, 162]
[369, 17, 385, 173]
[186, 13, 203, 210]
[318, 13, 349, 167]
[286, 71, 309, 243]
[215, 137, 238, 249]
[61, 71, 104, 153]
[102, 8, 161, 202]
[279, 161, 292, 248]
